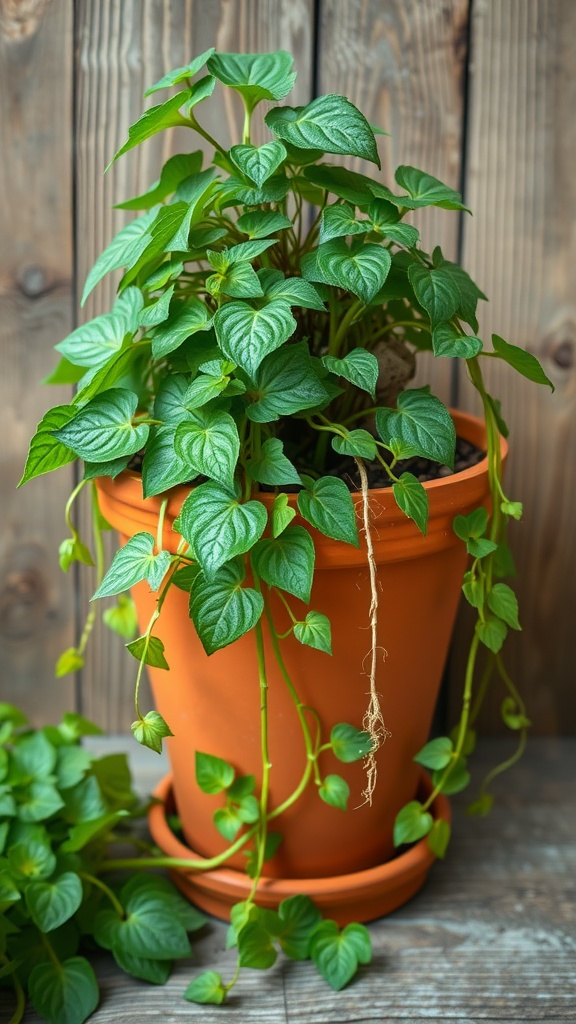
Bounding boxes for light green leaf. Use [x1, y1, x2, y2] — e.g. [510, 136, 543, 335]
[116, 152, 203, 209]
[189, 560, 264, 655]
[59, 536, 94, 572]
[26, 872, 83, 932]
[174, 407, 239, 488]
[142, 425, 192, 498]
[297, 476, 359, 547]
[319, 773, 349, 811]
[230, 141, 287, 186]
[81, 207, 158, 304]
[433, 757, 470, 795]
[323, 349, 379, 399]
[207, 50, 296, 107]
[500, 697, 531, 731]
[92, 533, 171, 599]
[414, 737, 454, 770]
[236, 210, 293, 239]
[184, 971, 226, 1005]
[392, 472, 429, 535]
[195, 751, 235, 794]
[53, 389, 149, 463]
[176, 481, 267, 578]
[251, 526, 315, 603]
[492, 334, 554, 390]
[18, 783, 65, 822]
[109, 91, 192, 166]
[368, 198, 420, 246]
[319, 202, 372, 243]
[214, 299, 296, 379]
[55, 648, 84, 678]
[153, 373, 199, 423]
[138, 286, 175, 328]
[246, 437, 301, 486]
[258, 268, 326, 311]
[55, 746, 94, 790]
[427, 819, 451, 859]
[476, 615, 508, 654]
[19, 406, 77, 485]
[294, 610, 332, 654]
[151, 298, 212, 359]
[271, 493, 297, 538]
[145, 48, 215, 95]
[487, 583, 521, 630]
[432, 323, 483, 358]
[332, 428, 377, 460]
[385, 165, 470, 211]
[8, 839, 56, 880]
[376, 387, 456, 466]
[393, 800, 433, 846]
[207, 260, 263, 300]
[131, 710, 174, 754]
[13, 731, 57, 776]
[309, 920, 371, 991]
[266, 94, 380, 167]
[316, 238, 391, 304]
[247, 340, 329, 422]
[331, 723, 373, 763]
[29, 957, 99, 1024]
[126, 634, 170, 670]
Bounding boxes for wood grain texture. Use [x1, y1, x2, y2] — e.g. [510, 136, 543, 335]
[19, 738, 576, 1023]
[316, 0, 470, 403]
[449, 0, 576, 734]
[74, 0, 314, 730]
[0, 0, 75, 723]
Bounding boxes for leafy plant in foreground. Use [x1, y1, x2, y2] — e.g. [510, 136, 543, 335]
[18, 47, 553, 1012]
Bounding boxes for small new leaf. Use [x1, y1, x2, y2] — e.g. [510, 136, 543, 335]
[131, 711, 174, 754]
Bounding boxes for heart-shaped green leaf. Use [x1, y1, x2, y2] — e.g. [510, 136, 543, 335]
[318, 774, 349, 810]
[53, 389, 149, 463]
[174, 407, 239, 488]
[376, 388, 456, 466]
[392, 472, 429, 535]
[29, 957, 99, 1024]
[93, 533, 171, 600]
[331, 724, 373, 763]
[247, 341, 329, 422]
[293, 610, 332, 654]
[413, 737, 454, 770]
[230, 141, 287, 186]
[297, 476, 359, 546]
[246, 438, 301, 486]
[207, 50, 296, 107]
[322, 349, 379, 399]
[26, 872, 83, 932]
[214, 299, 296, 379]
[393, 800, 433, 846]
[309, 920, 371, 991]
[189, 561, 264, 655]
[316, 239, 391, 304]
[176, 482, 267, 578]
[195, 751, 235, 794]
[131, 711, 174, 754]
[184, 971, 227, 1005]
[251, 526, 315, 603]
[266, 94, 380, 167]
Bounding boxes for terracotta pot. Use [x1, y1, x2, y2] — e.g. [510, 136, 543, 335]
[96, 411, 501, 910]
[148, 771, 450, 925]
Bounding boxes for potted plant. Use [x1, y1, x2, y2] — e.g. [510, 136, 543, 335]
[20, 48, 552, 1006]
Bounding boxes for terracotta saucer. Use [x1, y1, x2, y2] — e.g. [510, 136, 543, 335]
[148, 772, 451, 926]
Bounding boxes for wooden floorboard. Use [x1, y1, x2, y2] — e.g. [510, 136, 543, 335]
[19, 738, 576, 1023]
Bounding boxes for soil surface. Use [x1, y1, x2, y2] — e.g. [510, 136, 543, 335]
[338, 437, 485, 491]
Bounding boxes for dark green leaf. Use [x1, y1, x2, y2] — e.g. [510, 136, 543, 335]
[55, 746, 94, 790]
[116, 152, 203, 209]
[246, 437, 301, 486]
[174, 407, 240, 488]
[392, 472, 429, 534]
[53, 389, 148, 463]
[126, 634, 170, 670]
[319, 773, 349, 811]
[332, 428, 377, 460]
[61, 811, 128, 853]
[26, 873, 83, 932]
[303, 164, 378, 205]
[293, 610, 332, 654]
[427, 819, 451, 859]
[131, 711, 174, 754]
[151, 298, 212, 359]
[323, 349, 379, 399]
[13, 730, 57, 777]
[266, 94, 380, 167]
[18, 783, 65, 823]
[93, 533, 171, 599]
[297, 476, 359, 546]
[331, 723, 374, 763]
[214, 299, 296, 379]
[8, 839, 56, 880]
[277, 895, 322, 960]
[376, 387, 455, 466]
[309, 920, 371, 991]
[251, 525, 315, 603]
[113, 948, 171, 984]
[176, 481, 267, 578]
[29, 956, 99, 1024]
[319, 202, 372, 243]
[316, 238, 391, 304]
[487, 583, 521, 630]
[393, 800, 433, 846]
[142, 425, 192, 498]
[368, 198, 420, 246]
[195, 751, 235, 794]
[433, 757, 470, 795]
[189, 560, 264, 655]
[247, 340, 329, 422]
[388, 165, 470, 211]
[408, 262, 461, 326]
[95, 889, 191, 960]
[492, 334, 554, 390]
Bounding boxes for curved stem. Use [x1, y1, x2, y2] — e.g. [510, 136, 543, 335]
[78, 871, 125, 917]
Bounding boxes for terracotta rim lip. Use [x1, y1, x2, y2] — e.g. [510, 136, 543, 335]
[148, 770, 451, 900]
[98, 408, 504, 520]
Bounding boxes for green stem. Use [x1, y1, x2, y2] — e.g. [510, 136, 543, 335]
[330, 299, 365, 357]
[78, 872, 125, 917]
[39, 933, 61, 971]
[248, 576, 271, 901]
[187, 113, 227, 158]
[64, 478, 89, 535]
[1, 954, 25, 1024]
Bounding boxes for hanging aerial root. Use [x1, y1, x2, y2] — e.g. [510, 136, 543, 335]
[354, 458, 390, 807]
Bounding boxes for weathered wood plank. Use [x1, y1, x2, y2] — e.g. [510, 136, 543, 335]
[0, 0, 75, 722]
[18, 738, 576, 1022]
[316, 0, 471, 403]
[74, 0, 314, 731]
[449, 0, 576, 734]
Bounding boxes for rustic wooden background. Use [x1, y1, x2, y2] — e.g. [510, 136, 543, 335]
[0, 0, 573, 735]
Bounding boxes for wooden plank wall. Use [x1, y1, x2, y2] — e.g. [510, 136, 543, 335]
[0, 0, 573, 735]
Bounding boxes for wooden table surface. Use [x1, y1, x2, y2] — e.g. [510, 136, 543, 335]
[21, 738, 576, 1024]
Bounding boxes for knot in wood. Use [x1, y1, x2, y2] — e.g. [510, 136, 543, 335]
[0, 0, 50, 41]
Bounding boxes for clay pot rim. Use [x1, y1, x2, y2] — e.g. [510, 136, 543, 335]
[148, 770, 451, 904]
